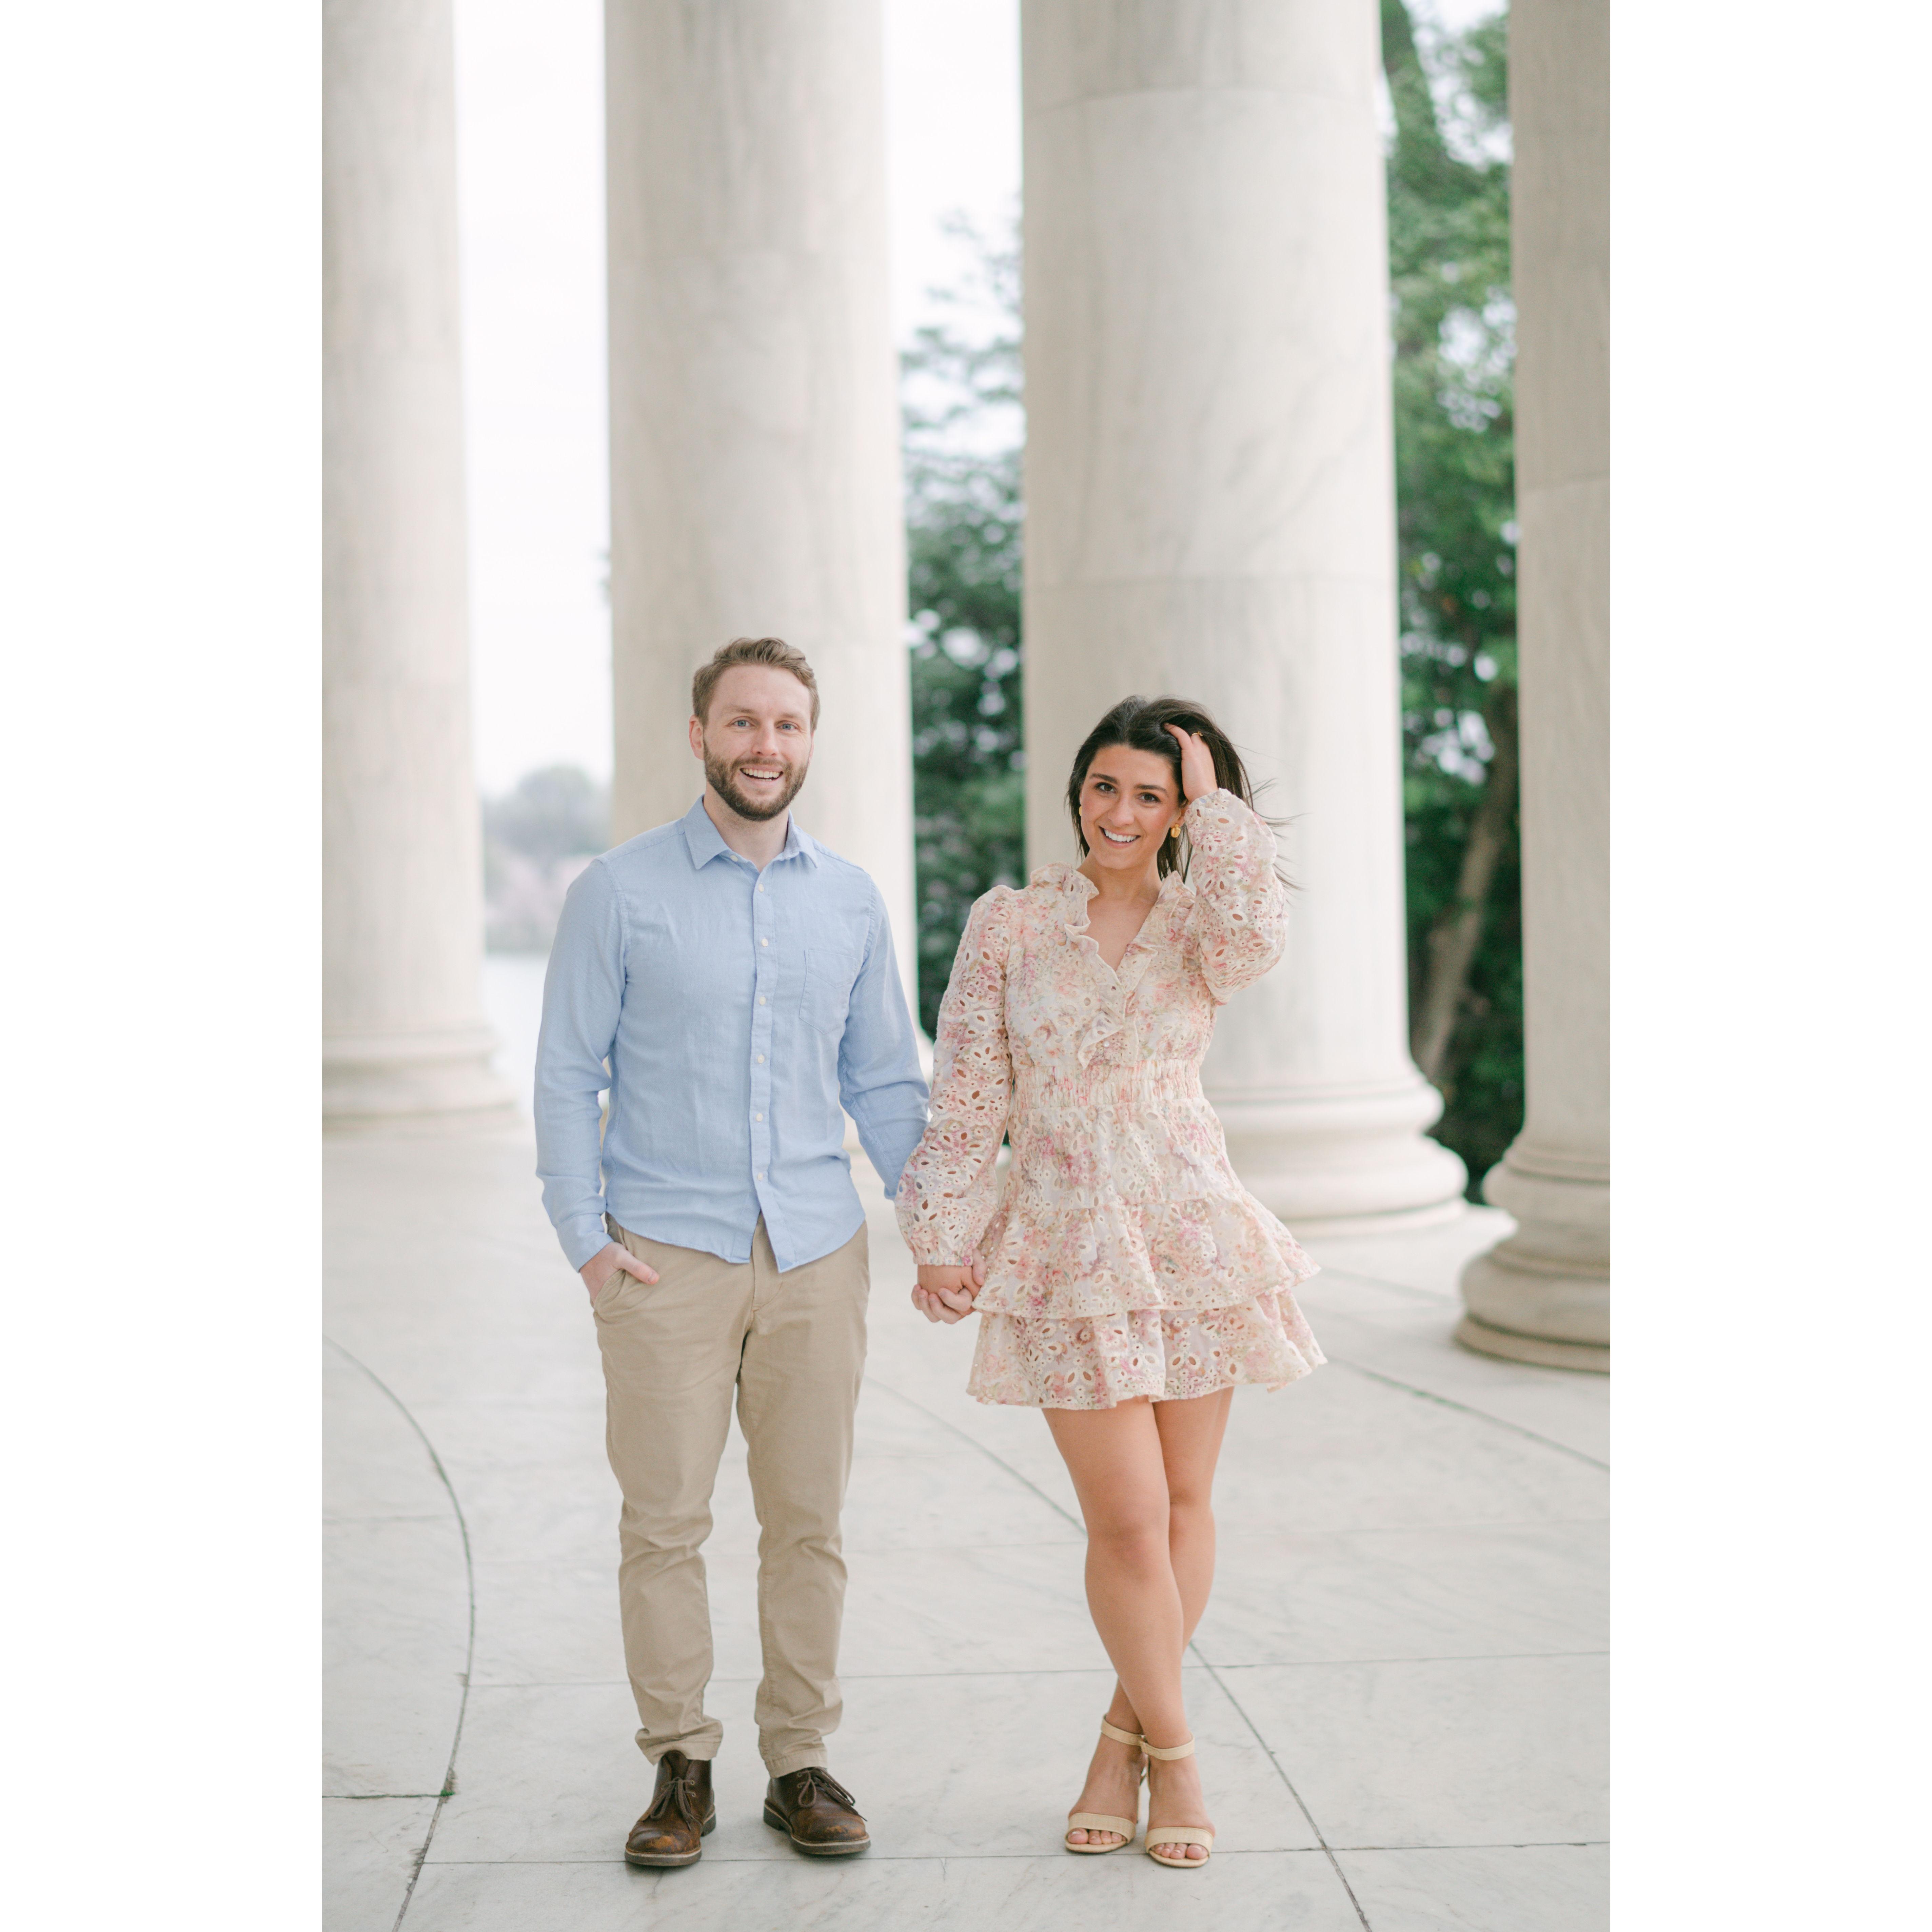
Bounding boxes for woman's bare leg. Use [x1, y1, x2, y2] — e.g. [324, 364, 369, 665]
[1073, 1388, 1234, 1857]
[1140, 1387, 1234, 1857]
[1048, 1396, 1217, 1853]
[1097, 1386, 1234, 1712]
[1157, 1386, 1234, 1643]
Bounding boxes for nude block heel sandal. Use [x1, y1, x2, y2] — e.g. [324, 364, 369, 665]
[1141, 1736, 1215, 1869]
[1063, 1717, 1145, 1854]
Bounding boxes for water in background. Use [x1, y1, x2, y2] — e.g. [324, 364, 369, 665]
[481, 952, 550, 1120]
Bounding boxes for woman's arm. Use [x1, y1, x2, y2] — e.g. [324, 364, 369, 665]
[895, 889, 1016, 1271]
[1183, 788, 1289, 1002]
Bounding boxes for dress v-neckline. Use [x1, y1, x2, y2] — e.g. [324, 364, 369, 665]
[1064, 871, 1168, 982]
[1088, 917, 1151, 977]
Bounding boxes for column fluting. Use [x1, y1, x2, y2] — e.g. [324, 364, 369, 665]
[323, 0, 510, 1125]
[1456, 0, 1610, 1368]
[604, 0, 915, 990]
[1019, 0, 1467, 1231]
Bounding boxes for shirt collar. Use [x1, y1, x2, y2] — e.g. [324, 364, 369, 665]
[680, 794, 821, 872]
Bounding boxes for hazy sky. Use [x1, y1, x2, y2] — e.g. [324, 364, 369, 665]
[454, 0, 1494, 793]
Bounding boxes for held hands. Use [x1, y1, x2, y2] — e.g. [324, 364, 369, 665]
[580, 1240, 660, 1303]
[1165, 724, 1218, 804]
[912, 1260, 984, 1324]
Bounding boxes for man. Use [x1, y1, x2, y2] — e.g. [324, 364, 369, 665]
[535, 635, 929, 1866]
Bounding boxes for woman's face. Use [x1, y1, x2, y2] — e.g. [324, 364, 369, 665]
[1078, 744, 1183, 875]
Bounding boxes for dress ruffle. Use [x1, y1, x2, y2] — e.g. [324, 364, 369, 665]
[970, 1191, 1318, 1321]
[1033, 862, 1164, 1069]
[969, 1290, 1326, 1410]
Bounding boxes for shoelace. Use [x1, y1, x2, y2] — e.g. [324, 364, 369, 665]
[791, 1768, 860, 1814]
[652, 1766, 705, 1830]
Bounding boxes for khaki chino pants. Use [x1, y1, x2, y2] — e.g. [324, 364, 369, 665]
[594, 1214, 869, 1776]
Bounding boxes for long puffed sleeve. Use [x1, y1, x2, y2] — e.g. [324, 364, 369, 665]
[895, 887, 1017, 1264]
[1185, 789, 1288, 1001]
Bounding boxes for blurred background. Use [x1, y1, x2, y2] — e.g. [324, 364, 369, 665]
[325, 0, 1608, 1352]
[457, 0, 1525, 1199]
[321, 6, 1610, 1922]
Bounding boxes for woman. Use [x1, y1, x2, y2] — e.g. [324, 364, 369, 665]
[896, 694, 1324, 1870]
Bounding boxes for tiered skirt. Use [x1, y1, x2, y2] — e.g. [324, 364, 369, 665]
[965, 1186, 1325, 1410]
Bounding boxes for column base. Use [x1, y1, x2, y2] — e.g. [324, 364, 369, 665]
[1454, 1312, 1609, 1373]
[1213, 1076, 1469, 1236]
[1456, 1141, 1609, 1372]
[324, 1025, 518, 1131]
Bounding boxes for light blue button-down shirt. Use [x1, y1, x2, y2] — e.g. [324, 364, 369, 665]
[534, 796, 930, 1274]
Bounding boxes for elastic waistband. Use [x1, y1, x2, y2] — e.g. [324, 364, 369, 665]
[1013, 1060, 1205, 1105]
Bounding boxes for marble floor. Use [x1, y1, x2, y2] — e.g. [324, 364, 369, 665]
[324, 1126, 1608, 1931]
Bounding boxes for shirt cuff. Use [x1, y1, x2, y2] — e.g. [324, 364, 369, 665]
[560, 1214, 611, 1273]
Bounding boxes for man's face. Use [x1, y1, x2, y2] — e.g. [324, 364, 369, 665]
[690, 664, 815, 822]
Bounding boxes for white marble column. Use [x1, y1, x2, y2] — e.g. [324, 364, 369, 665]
[604, 0, 915, 991]
[1457, 0, 1609, 1368]
[1020, 0, 1466, 1231]
[323, 0, 509, 1125]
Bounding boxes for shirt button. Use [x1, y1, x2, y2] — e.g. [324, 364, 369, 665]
[754, 1112, 764, 1122]
[756, 884, 765, 893]
[756, 1170, 766, 1181]
[760, 937, 769, 947]
[755, 1053, 765, 1063]
[757, 996, 766, 1006]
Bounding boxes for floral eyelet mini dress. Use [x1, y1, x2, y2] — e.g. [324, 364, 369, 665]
[895, 788, 1325, 1410]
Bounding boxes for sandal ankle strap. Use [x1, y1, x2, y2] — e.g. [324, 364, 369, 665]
[1098, 1718, 1144, 1747]
[1141, 1736, 1196, 1761]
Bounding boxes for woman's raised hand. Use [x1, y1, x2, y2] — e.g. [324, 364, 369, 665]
[912, 1260, 984, 1324]
[1165, 724, 1219, 803]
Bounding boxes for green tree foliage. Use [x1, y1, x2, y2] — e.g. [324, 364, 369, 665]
[1383, 1, 1524, 1194]
[901, 217, 1026, 1036]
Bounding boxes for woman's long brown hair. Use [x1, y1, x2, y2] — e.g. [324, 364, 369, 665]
[1063, 694, 1284, 882]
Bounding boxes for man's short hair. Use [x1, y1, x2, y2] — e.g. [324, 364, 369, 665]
[691, 636, 821, 729]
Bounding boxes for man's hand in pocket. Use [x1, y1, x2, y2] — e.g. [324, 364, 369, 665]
[581, 1241, 660, 1303]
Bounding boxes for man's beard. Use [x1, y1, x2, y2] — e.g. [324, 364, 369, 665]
[704, 746, 809, 823]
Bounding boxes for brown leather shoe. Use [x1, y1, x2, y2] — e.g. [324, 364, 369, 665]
[624, 1751, 716, 1868]
[762, 1766, 871, 1856]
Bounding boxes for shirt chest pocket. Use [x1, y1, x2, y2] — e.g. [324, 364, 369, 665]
[801, 944, 864, 1032]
